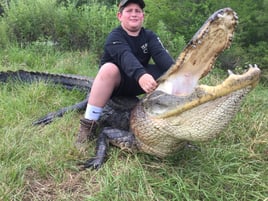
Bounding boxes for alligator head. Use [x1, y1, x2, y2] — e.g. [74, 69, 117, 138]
[130, 8, 261, 157]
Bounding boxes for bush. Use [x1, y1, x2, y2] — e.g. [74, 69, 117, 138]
[0, 19, 9, 48]
[2, 0, 118, 55]
[245, 41, 268, 68]
[218, 40, 268, 71]
[155, 20, 185, 59]
[0, 0, 266, 69]
[6, 0, 59, 43]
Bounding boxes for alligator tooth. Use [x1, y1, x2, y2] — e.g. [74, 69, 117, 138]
[249, 64, 258, 69]
[217, 13, 224, 18]
[234, 14, 239, 20]
[228, 69, 234, 75]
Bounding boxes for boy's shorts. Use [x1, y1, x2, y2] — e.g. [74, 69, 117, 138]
[112, 64, 165, 97]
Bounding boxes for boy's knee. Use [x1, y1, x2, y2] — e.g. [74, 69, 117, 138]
[100, 63, 120, 77]
[98, 63, 121, 86]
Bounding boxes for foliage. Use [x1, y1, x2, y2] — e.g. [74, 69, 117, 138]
[0, 19, 9, 47]
[0, 0, 267, 68]
[155, 20, 185, 59]
[2, 0, 118, 56]
[4, 0, 61, 44]
[144, 0, 268, 69]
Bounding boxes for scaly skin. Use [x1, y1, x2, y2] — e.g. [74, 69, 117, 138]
[0, 70, 93, 91]
[131, 65, 260, 157]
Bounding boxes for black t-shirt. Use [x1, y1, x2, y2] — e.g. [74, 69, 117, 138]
[100, 25, 174, 81]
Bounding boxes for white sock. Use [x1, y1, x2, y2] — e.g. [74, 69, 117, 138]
[84, 104, 103, 121]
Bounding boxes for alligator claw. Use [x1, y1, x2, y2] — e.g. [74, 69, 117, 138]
[78, 157, 105, 170]
[32, 112, 58, 125]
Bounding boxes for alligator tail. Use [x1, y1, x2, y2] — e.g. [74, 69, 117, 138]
[0, 70, 93, 91]
[0, 70, 93, 125]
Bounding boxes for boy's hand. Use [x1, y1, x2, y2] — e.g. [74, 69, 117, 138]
[138, 73, 158, 93]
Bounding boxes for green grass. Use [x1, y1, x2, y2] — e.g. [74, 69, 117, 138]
[0, 46, 267, 200]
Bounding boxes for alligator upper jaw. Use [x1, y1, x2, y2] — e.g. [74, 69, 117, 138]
[144, 65, 261, 118]
[146, 7, 257, 119]
[156, 8, 238, 96]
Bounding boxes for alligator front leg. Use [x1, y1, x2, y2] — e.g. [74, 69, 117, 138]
[33, 99, 88, 125]
[80, 127, 139, 170]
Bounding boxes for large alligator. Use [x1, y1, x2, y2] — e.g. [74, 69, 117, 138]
[0, 8, 261, 169]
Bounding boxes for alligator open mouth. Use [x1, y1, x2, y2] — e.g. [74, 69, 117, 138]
[144, 65, 261, 118]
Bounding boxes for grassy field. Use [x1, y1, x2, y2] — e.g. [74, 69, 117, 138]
[0, 46, 267, 200]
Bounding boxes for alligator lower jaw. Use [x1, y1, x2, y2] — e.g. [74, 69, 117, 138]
[146, 65, 261, 119]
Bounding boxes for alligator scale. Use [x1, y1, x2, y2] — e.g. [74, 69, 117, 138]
[0, 8, 261, 169]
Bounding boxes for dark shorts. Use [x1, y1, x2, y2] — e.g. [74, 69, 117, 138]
[111, 64, 165, 97]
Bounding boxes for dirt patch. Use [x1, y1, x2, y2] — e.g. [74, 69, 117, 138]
[22, 168, 99, 200]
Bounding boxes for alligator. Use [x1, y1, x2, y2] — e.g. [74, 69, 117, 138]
[0, 8, 261, 169]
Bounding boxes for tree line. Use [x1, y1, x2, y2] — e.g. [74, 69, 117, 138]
[0, 0, 267, 69]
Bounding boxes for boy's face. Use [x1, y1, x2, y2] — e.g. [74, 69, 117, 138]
[117, 3, 144, 35]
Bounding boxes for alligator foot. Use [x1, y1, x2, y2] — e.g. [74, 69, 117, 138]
[79, 127, 138, 170]
[79, 156, 105, 170]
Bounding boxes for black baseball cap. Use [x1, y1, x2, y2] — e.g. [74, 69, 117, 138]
[118, 0, 145, 10]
